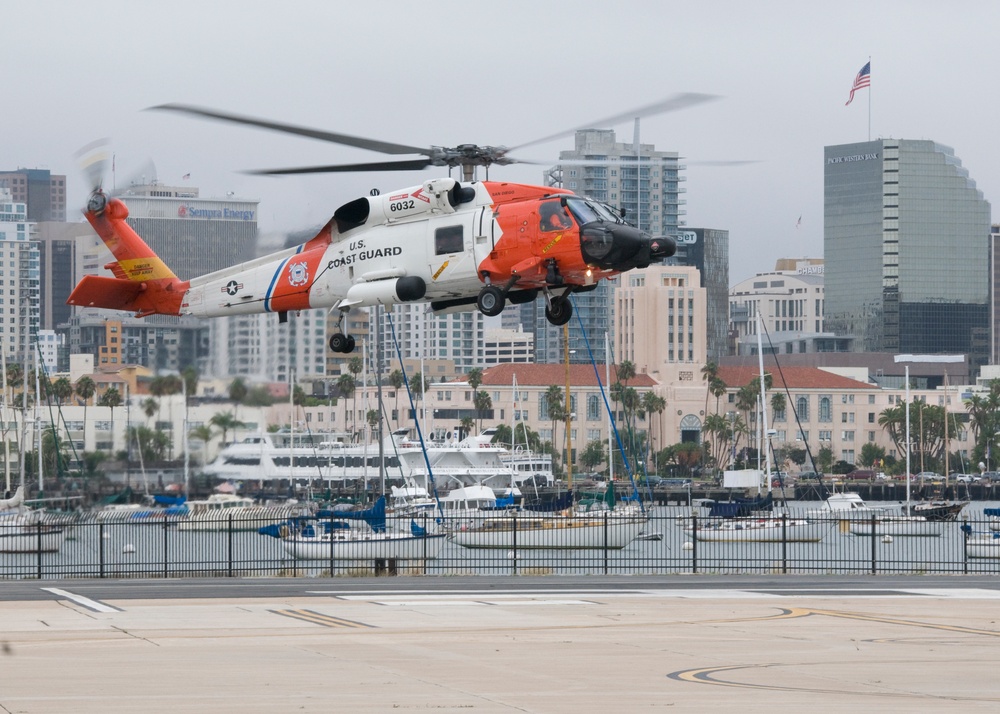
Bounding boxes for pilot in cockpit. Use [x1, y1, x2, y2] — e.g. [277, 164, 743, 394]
[539, 202, 571, 232]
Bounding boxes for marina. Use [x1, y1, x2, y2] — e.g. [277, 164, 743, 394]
[6, 500, 1000, 579]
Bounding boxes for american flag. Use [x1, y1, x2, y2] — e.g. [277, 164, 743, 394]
[182, 173, 191, 180]
[845, 61, 871, 106]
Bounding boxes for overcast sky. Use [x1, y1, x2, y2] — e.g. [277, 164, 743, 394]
[4, 0, 998, 284]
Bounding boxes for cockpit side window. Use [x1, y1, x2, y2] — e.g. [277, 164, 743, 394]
[538, 201, 573, 232]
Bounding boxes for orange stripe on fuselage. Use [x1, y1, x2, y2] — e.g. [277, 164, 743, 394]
[266, 247, 327, 313]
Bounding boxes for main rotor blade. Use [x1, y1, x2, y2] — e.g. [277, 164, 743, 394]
[510, 92, 719, 152]
[151, 103, 430, 157]
[244, 158, 435, 175]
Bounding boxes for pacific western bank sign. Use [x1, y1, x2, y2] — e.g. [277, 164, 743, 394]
[827, 152, 879, 164]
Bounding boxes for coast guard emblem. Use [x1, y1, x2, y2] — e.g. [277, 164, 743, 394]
[288, 262, 309, 287]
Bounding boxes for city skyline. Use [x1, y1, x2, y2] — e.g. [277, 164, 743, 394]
[3, 2, 999, 282]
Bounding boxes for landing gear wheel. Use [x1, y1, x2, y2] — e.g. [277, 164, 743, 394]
[329, 333, 352, 353]
[545, 299, 573, 326]
[476, 285, 506, 317]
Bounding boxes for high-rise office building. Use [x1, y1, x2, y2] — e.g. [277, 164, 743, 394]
[0, 189, 40, 363]
[670, 228, 729, 362]
[824, 139, 991, 367]
[120, 184, 257, 280]
[0, 169, 67, 222]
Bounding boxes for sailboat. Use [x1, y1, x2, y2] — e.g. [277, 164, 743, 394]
[683, 316, 832, 543]
[258, 495, 447, 560]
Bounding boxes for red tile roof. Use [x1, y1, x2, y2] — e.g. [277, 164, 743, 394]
[717, 365, 871, 390]
[459, 363, 658, 388]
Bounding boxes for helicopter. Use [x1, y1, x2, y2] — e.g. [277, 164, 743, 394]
[68, 95, 715, 353]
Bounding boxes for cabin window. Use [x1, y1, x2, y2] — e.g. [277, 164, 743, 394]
[435, 225, 464, 255]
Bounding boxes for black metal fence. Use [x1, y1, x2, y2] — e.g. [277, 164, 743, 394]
[4, 509, 999, 579]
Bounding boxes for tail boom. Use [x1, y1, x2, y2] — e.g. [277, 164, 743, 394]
[69, 193, 188, 316]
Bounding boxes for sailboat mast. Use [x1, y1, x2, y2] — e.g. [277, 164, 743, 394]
[756, 315, 771, 492]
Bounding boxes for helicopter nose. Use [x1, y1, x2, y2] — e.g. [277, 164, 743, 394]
[579, 223, 674, 271]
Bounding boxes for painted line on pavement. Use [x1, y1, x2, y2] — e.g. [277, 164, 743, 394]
[41, 588, 120, 613]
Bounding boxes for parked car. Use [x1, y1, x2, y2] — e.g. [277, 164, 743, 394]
[661, 478, 693, 488]
[843, 469, 876, 480]
[915, 471, 942, 482]
[954, 474, 975, 483]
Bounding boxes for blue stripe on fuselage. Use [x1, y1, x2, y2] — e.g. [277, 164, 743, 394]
[264, 257, 291, 313]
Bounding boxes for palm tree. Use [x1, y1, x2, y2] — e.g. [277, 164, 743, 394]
[467, 367, 483, 392]
[388, 369, 404, 426]
[210, 411, 245, 446]
[473, 390, 493, 433]
[50, 377, 73, 406]
[700, 361, 719, 417]
[544, 385, 564, 469]
[97, 386, 123, 458]
[337, 373, 356, 435]
[965, 379, 1000, 468]
[189, 424, 215, 465]
[74, 375, 97, 458]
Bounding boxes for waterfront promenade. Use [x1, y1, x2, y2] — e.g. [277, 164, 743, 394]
[2, 576, 1000, 712]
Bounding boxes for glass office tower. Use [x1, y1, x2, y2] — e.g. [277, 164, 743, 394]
[824, 139, 991, 367]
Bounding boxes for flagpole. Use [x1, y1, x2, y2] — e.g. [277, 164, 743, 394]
[867, 56, 872, 142]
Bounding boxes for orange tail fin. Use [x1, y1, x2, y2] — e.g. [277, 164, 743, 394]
[67, 193, 189, 317]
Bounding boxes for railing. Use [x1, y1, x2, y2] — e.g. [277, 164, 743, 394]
[3, 509, 999, 579]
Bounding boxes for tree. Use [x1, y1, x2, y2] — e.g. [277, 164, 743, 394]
[189, 423, 216, 464]
[700, 361, 718, 416]
[473, 390, 493, 432]
[467, 367, 483, 392]
[228, 377, 249, 404]
[388, 369, 404, 426]
[460, 416, 475, 440]
[674, 441, 703, 477]
[336, 373, 356, 434]
[860, 442, 887, 470]
[816, 446, 835, 474]
[579, 439, 607, 472]
[366, 408, 380, 441]
[75, 375, 97, 458]
[181, 366, 199, 404]
[210, 411, 245, 446]
[544, 385, 565, 469]
[50, 377, 73, 406]
[142, 397, 159, 422]
[965, 380, 1000, 468]
[97, 386, 123, 458]
[640, 391, 666, 455]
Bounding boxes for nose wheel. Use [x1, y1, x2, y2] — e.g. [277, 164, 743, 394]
[545, 298, 573, 326]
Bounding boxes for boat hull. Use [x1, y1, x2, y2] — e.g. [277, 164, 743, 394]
[449, 516, 646, 549]
[0, 525, 65, 553]
[683, 518, 831, 543]
[847, 518, 943, 537]
[965, 535, 1000, 558]
[281, 532, 447, 560]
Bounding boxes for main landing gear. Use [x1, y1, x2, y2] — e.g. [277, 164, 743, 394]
[476, 260, 571, 325]
[328, 310, 356, 353]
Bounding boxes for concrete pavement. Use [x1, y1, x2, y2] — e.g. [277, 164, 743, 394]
[3, 581, 1000, 712]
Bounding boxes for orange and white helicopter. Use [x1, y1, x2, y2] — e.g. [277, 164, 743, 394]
[69, 95, 714, 353]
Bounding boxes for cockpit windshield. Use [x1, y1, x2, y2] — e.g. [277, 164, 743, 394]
[565, 198, 601, 226]
[567, 197, 628, 226]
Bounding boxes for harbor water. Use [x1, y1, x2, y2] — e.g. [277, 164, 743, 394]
[4, 500, 999, 579]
